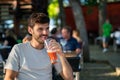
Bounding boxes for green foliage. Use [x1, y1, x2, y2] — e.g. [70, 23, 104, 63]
[85, 0, 97, 6]
[85, 0, 98, 15]
[87, 7, 93, 14]
[48, 0, 59, 18]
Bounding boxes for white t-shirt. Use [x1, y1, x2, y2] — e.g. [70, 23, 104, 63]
[4, 42, 62, 80]
[111, 31, 120, 44]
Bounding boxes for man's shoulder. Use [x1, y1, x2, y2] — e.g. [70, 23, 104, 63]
[14, 42, 30, 49]
[70, 37, 77, 41]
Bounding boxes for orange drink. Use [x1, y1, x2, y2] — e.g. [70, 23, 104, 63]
[45, 38, 58, 64]
[47, 50, 57, 64]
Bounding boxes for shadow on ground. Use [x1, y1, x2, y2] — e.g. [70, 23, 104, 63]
[80, 44, 120, 80]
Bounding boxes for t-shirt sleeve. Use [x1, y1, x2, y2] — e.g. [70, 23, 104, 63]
[4, 45, 20, 72]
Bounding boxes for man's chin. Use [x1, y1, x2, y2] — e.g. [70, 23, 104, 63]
[40, 43, 44, 44]
[39, 42, 44, 44]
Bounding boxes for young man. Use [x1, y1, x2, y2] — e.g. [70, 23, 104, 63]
[4, 13, 73, 80]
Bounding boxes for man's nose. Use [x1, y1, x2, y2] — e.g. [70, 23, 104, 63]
[43, 30, 48, 35]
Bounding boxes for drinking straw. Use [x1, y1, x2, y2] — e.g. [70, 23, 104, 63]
[44, 40, 49, 49]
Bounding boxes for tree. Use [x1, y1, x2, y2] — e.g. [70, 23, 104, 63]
[69, 0, 90, 62]
[98, 0, 107, 35]
[48, 0, 59, 26]
[58, 0, 66, 27]
[14, 0, 21, 35]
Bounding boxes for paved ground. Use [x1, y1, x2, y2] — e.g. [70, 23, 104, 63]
[80, 44, 120, 80]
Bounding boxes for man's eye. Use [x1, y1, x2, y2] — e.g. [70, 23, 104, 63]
[39, 28, 43, 31]
[47, 27, 49, 31]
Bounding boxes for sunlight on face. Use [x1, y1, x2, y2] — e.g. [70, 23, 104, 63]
[61, 29, 70, 39]
[32, 23, 49, 44]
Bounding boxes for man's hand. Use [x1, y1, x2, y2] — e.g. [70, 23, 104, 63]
[49, 39, 63, 54]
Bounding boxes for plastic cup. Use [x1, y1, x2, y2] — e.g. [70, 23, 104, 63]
[45, 38, 57, 64]
[47, 50, 57, 64]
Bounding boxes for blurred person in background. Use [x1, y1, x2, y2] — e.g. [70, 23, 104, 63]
[58, 26, 81, 54]
[3, 29, 17, 47]
[111, 28, 120, 44]
[111, 27, 120, 51]
[49, 27, 58, 40]
[72, 29, 82, 46]
[56, 27, 62, 38]
[22, 34, 32, 43]
[102, 19, 112, 53]
[50, 27, 62, 39]
[1, 29, 17, 61]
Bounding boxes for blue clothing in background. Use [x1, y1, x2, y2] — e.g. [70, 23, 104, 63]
[58, 37, 81, 52]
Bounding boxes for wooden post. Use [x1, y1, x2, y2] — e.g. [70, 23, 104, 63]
[13, 0, 21, 35]
[31, 0, 48, 15]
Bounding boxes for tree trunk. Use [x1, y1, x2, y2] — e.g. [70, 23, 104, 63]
[98, 0, 107, 35]
[58, 0, 66, 27]
[14, 0, 21, 35]
[69, 0, 90, 62]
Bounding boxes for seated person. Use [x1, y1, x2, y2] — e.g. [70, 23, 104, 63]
[111, 28, 120, 45]
[2, 29, 17, 60]
[3, 29, 17, 47]
[49, 27, 58, 40]
[57, 26, 81, 55]
[72, 29, 82, 45]
[22, 34, 32, 43]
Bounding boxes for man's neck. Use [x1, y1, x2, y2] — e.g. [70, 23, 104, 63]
[30, 40, 44, 50]
[65, 36, 71, 41]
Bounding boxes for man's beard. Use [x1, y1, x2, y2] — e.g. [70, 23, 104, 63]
[36, 37, 44, 44]
[34, 34, 47, 44]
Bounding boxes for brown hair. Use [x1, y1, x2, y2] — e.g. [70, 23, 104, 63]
[28, 13, 50, 28]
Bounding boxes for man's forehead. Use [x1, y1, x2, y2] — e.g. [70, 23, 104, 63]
[62, 29, 69, 32]
[34, 23, 49, 28]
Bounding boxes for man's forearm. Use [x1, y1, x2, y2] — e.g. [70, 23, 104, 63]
[4, 69, 18, 80]
[59, 54, 74, 80]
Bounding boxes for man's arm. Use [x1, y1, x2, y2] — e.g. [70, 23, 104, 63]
[59, 53, 74, 80]
[4, 69, 18, 80]
[76, 48, 81, 54]
[50, 40, 74, 80]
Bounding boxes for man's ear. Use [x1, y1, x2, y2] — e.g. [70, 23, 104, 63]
[28, 26, 32, 34]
